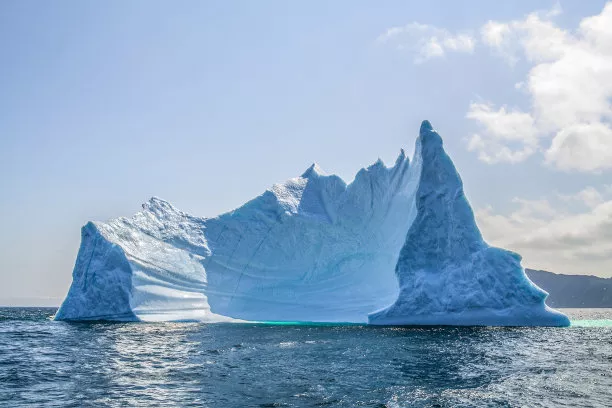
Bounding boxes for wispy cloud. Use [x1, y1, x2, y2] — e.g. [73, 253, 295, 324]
[377, 23, 475, 63]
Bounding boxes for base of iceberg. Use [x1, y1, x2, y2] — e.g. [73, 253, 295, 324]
[56, 119, 569, 327]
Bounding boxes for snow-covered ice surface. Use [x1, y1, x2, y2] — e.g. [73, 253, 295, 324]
[56, 151, 413, 322]
[368, 121, 569, 327]
[56, 120, 568, 326]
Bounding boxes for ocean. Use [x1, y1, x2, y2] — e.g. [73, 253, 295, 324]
[1, 307, 611, 407]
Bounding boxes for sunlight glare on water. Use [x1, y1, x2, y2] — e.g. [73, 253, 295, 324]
[1, 308, 611, 407]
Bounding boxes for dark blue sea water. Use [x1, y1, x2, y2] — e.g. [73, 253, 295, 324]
[1, 308, 611, 407]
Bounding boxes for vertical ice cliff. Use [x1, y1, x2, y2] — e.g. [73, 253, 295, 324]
[55, 222, 137, 321]
[368, 121, 570, 326]
[55, 201, 235, 322]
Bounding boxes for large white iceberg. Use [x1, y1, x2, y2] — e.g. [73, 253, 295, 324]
[368, 121, 570, 327]
[56, 120, 568, 326]
[55, 152, 413, 322]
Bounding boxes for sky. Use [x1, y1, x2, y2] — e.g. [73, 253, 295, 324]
[1, 1, 611, 306]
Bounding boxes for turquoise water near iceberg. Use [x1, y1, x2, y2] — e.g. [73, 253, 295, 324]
[1, 307, 611, 407]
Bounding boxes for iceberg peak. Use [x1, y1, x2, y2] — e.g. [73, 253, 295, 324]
[394, 148, 408, 167]
[420, 119, 433, 133]
[147, 196, 171, 206]
[419, 120, 443, 149]
[143, 196, 181, 215]
[301, 163, 326, 178]
[368, 158, 385, 170]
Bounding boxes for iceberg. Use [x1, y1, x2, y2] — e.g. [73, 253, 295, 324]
[368, 121, 570, 327]
[56, 152, 413, 322]
[56, 119, 568, 326]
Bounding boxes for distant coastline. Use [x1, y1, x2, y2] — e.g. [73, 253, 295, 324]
[526, 269, 612, 308]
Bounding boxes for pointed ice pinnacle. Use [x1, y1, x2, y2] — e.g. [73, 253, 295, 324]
[420, 119, 433, 132]
[369, 121, 570, 327]
[301, 163, 326, 178]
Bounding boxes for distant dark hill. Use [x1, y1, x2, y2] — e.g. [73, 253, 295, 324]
[526, 269, 612, 308]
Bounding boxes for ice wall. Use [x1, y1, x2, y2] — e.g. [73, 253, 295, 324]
[56, 152, 413, 322]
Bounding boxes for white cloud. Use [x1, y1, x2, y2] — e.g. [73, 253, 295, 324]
[481, 21, 518, 64]
[545, 122, 612, 172]
[466, 103, 539, 163]
[469, 2, 612, 171]
[475, 186, 612, 276]
[481, 21, 511, 48]
[558, 186, 604, 209]
[377, 23, 475, 63]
